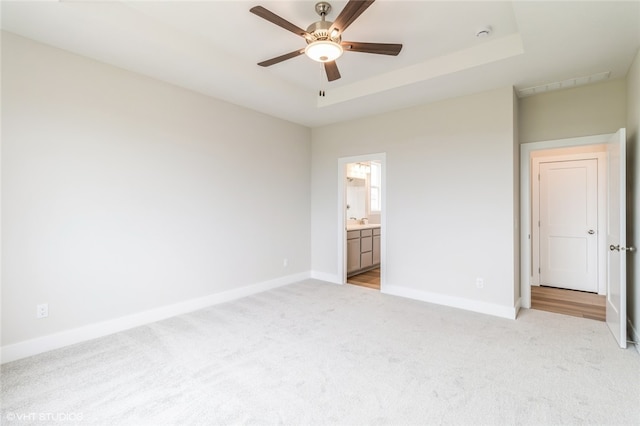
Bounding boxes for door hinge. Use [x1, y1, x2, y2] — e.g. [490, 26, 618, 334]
[538, 267, 541, 274]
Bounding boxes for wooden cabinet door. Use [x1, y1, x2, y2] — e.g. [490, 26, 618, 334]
[361, 236, 373, 252]
[372, 235, 381, 265]
[347, 237, 361, 273]
[361, 251, 373, 269]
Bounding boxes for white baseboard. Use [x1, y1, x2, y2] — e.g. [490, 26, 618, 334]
[382, 285, 518, 320]
[1, 271, 311, 364]
[310, 270, 342, 284]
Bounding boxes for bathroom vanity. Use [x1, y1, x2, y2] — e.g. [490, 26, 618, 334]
[346, 224, 381, 277]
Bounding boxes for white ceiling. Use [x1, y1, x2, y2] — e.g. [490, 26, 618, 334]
[2, 1, 639, 127]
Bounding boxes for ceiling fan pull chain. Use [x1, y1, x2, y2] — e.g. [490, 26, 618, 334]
[319, 63, 326, 97]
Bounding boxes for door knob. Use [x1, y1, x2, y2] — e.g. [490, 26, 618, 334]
[610, 244, 636, 252]
[588, 229, 595, 235]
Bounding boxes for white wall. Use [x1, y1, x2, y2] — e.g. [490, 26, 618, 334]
[627, 48, 640, 347]
[1, 33, 311, 350]
[519, 79, 627, 144]
[311, 87, 518, 317]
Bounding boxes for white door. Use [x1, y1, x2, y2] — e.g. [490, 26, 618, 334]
[539, 159, 598, 292]
[606, 129, 630, 349]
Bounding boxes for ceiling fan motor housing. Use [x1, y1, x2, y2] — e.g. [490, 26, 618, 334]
[306, 20, 341, 45]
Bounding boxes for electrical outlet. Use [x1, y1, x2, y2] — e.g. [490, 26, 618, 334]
[283, 258, 289, 267]
[37, 303, 49, 319]
[476, 278, 484, 289]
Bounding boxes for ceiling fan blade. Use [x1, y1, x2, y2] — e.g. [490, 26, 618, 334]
[324, 61, 341, 82]
[329, 0, 375, 35]
[250, 6, 310, 39]
[342, 41, 403, 56]
[258, 49, 305, 67]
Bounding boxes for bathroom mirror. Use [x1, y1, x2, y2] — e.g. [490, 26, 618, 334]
[346, 176, 367, 220]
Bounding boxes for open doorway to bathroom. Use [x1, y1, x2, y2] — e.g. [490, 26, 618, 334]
[345, 160, 382, 290]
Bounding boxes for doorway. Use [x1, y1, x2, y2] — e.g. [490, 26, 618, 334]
[529, 146, 607, 321]
[520, 134, 612, 309]
[337, 154, 386, 290]
[532, 152, 606, 294]
[345, 160, 381, 290]
[521, 130, 629, 347]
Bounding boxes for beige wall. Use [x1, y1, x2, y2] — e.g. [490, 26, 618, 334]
[626, 48, 640, 347]
[1, 33, 312, 348]
[519, 79, 627, 144]
[311, 87, 518, 316]
[519, 70, 638, 347]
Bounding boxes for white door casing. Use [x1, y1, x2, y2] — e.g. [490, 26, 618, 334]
[606, 129, 628, 349]
[538, 159, 598, 292]
[521, 133, 616, 310]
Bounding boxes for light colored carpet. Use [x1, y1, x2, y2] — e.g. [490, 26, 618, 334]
[2, 279, 639, 425]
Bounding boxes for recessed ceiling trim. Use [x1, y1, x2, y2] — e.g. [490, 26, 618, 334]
[318, 33, 524, 107]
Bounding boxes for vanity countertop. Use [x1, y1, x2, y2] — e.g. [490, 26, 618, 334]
[346, 224, 381, 231]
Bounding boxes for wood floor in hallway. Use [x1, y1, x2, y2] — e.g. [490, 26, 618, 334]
[531, 285, 605, 321]
[347, 268, 380, 290]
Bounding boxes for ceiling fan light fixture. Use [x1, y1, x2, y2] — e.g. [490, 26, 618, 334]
[305, 40, 344, 62]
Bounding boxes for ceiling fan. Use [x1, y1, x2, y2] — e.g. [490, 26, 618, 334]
[250, 0, 403, 82]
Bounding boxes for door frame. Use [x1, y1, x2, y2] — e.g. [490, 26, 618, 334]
[520, 134, 613, 308]
[531, 152, 607, 294]
[337, 153, 386, 287]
